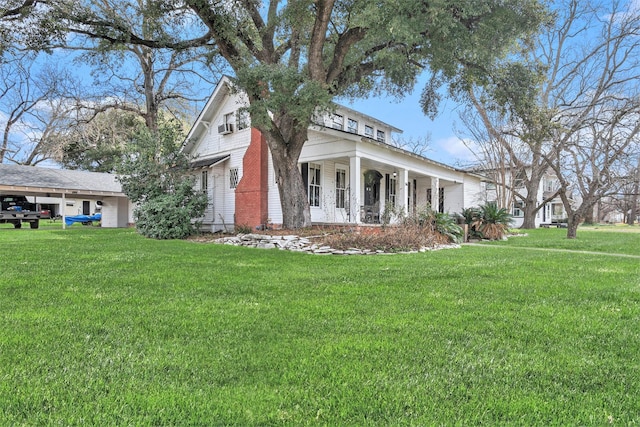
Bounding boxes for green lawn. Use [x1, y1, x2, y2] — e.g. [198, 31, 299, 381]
[1, 227, 639, 425]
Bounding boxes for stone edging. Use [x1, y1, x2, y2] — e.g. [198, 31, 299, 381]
[213, 233, 460, 255]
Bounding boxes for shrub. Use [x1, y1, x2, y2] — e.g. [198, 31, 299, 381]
[462, 203, 512, 240]
[322, 205, 463, 251]
[134, 180, 207, 239]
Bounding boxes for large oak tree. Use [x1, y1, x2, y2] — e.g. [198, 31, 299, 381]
[55, 0, 546, 228]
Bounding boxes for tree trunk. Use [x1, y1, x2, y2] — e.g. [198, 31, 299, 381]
[520, 190, 539, 229]
[582, 205, 595, 224]
[518, 165, 544, 229]
[271, 150, 311, 228]
[264, 127, 311, 229]
[628, 162, 639, 226]
[566, 213, 581, 239]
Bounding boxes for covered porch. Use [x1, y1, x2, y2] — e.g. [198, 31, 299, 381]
[301, 151, 468, 226]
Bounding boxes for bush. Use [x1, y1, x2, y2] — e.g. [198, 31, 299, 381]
[321, 205, 462, 251]
[134, 182, 207, 239]
[461, 203, 512, 240]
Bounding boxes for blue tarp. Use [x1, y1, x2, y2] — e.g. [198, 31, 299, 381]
[65, 213, 102, 226]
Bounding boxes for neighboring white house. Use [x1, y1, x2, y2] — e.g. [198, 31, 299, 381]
[184, 76, 485, 232]
[480, 168, 567, 227]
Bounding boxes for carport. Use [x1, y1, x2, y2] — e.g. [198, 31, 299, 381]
[0, 164, 131, 228]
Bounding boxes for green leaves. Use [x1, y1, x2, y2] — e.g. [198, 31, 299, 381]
[117, 120, 207, 239]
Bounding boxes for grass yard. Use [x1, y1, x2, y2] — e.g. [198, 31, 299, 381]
[1, 227, 639, 425]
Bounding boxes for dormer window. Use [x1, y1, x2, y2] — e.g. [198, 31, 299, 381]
[347, 118, 358, 134]
[377, 130, 385, 143]
[364, 125, 374, 138]
[332, 114, 343, 130]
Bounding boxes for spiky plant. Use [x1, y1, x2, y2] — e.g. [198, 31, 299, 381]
[472, 202, 512, 240]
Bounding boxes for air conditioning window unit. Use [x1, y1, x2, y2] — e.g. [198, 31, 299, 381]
[218, 123, 233, 134]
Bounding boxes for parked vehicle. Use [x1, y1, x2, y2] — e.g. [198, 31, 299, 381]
[0, 195, 40, 229]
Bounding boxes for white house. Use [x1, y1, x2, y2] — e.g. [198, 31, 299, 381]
[480, 168, 567, 227]
[184, 77, 485, 232]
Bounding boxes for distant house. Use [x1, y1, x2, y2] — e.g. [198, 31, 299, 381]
[0, 164, 132, 227]
[479, 167, 567, 227]
[184, 77, 485, 232]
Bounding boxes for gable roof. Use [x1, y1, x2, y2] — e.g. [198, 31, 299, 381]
[183, 75, 234, 153]
[0, 164, 124, 196]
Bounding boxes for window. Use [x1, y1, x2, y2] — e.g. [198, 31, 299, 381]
[513, 200, 525, 217]
[336, 168, 347, 209]
[347, 118, 358, 134]
[201, 170, 209, 192]
[376, 130, 385, 143]
[385, 173, 397, 206]
[514, 170, 527, 188]
[438, 187, 445, 213]
[218, 112, 234, 134]
[486, 182, 496, 190]
[553, 203, 564, 216]
[332, 114, 343, 130]
[229, 167, 239, 189]
[308, 163, 322, 207]
[302, 163, 323, 207]
[236, 109, 249, 130]
[364, 125, 374, 138]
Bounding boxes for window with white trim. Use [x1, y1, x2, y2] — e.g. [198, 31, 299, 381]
[347, 118, 358, 134]
[229, 167, 239, 189]
[332, 114, 343, 130]
[376, 130, 385, 142]
[385, 174, 397, 206]
[201, 170, 209, 192]
[308, 163, 322, 207]
[336, 168, 347, 209]
[513, 200, 524, 217]
[364, 125, 374, 138]
[236, 110, 249, 130]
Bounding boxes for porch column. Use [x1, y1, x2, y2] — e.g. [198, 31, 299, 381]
[399, 168, 409, 215]
[431, 177, 440, 212]
[349, 156, 361, 223]
[62, 193, 66, 230]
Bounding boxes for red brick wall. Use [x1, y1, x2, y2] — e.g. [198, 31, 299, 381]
[235, 128, 269, 229]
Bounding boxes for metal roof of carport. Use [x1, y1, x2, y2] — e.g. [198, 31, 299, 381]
[0, 164, 125, 197]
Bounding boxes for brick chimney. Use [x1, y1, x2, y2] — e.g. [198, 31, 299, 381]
[234, 128, 269, 229]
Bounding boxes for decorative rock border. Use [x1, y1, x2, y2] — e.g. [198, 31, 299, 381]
[213, 233, 460, 255]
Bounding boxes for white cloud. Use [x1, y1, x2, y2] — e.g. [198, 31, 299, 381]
[433, 135, 478, 164]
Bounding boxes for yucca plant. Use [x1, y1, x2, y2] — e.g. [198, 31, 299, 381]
[459, 207, 483, 239]
[472, 202, 512, 240]
[433, 211, 464, 243]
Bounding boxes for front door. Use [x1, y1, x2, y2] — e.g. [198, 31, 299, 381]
[82, 200, 91, 215]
